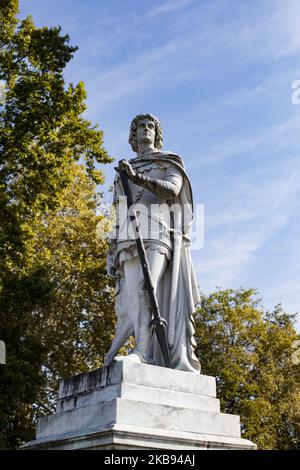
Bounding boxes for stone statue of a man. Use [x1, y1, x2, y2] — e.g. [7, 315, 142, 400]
[104, 113, 201, 373]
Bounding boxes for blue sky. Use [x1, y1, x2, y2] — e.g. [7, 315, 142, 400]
[19, 0, 300, 328]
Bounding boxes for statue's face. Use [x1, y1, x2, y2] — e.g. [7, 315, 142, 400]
[136, 119, 156, 147]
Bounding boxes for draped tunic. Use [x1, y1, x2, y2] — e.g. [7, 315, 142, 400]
[107, 150, 201, 373]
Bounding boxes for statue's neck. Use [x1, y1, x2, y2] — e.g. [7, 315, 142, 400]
[137, 145, 159, 158]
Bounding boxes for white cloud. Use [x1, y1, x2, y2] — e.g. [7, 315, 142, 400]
[273, 170, 299, 208]
[215, 0, 300, 61]
[80, 0, 300, 117]
[148, 0, 196, 17]
[266, 0, 300, 58]
[190, 115, 300, 167]
[192, 136, 300, 301]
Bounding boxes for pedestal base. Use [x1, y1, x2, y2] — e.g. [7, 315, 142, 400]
[21, 361, 256, 450]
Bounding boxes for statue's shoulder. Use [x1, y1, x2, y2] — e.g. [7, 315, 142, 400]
[157, 151, 184, 166]
[158, 150, 182, 159]
[129, 151, 185, 172]
[158, 151, 185, 170]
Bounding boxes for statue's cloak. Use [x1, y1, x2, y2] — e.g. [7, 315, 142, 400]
[112, 151, 201, 373]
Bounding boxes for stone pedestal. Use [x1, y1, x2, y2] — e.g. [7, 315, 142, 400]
[22, 361, 256, 450]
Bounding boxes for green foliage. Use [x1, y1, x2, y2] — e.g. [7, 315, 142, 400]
[0, 1, 18, 46]
[28, 164, 116, 382]
[0, 1, 112, 449]
[0, 0, 111, 271]
[0, 165, 115, 449]
[195, 288, 300, 449]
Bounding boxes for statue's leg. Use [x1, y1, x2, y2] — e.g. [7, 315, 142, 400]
[103, 314, 133, 366]
[124, 247, 167, 362]
[104, 274, 134, 366]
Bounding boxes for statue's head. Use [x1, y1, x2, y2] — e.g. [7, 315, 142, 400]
[129, 113, 163, 152]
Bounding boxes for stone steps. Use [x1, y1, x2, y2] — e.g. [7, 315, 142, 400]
[39, 397, 240, 440]
[57, 382, 220, 413]
[58, 361, 217, 398]
[21, 361, 257, 450]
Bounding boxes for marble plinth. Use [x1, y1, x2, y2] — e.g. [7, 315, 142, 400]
[21, 361, 256, 450]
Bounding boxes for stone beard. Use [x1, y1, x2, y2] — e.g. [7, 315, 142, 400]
[105, 114, 201, 373]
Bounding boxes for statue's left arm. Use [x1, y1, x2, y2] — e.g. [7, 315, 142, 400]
[131, 165, 183, 199]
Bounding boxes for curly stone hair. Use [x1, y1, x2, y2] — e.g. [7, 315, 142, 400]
[128, 113, 163, 152]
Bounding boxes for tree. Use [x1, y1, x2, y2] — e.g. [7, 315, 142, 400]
[0, 0, 110, 255]
[0, 164, 117, 449]
[29, 164, 116, 396]
[194, 288, 300, 449]
[16, 164, 116, 438]
[0, 0, 112, 448]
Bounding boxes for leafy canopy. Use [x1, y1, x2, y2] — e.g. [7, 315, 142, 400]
[0, 0, 112, 449]
[195, 288, 300, 450]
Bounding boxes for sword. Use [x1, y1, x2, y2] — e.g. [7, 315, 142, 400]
[116, 160, 171, 368]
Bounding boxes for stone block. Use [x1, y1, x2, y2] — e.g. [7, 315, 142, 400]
[21, 360, 257, 450]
